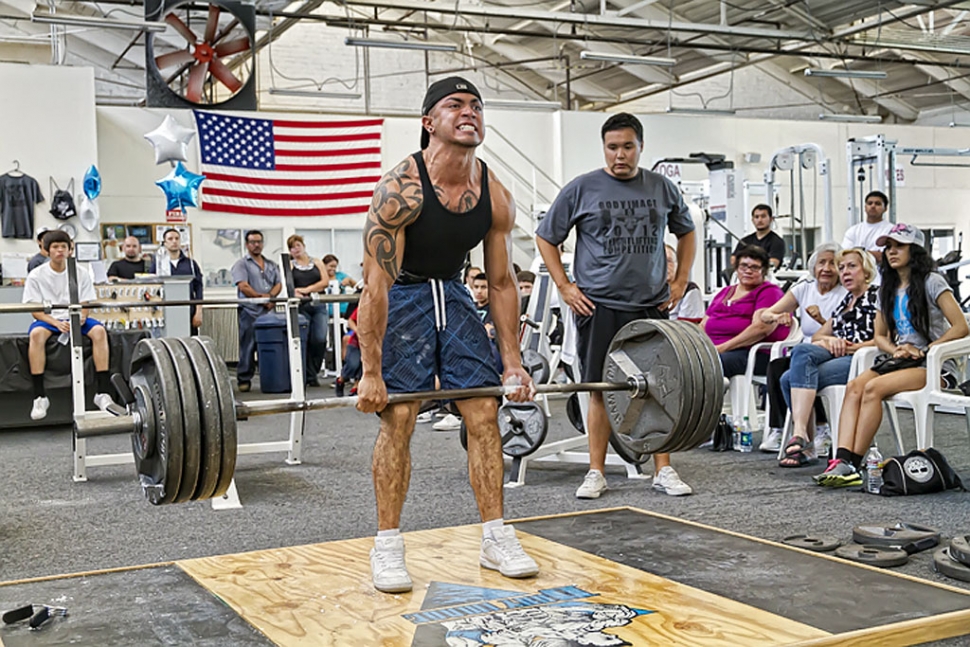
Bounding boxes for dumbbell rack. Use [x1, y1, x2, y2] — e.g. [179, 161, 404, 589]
[71, 256, 309, 510]
[507, 265, 647, 488]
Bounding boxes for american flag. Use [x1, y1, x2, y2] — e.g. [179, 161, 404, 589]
[193, 111, 383, 217]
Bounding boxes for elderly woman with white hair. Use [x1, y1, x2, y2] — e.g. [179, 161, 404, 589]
[756, 243, 847, 452]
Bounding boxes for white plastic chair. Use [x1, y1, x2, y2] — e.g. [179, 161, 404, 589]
[863, 338, 970, 450]
[728, 320, 801, 424]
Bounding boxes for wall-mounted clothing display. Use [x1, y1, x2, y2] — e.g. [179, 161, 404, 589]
[0, 172, 44, 239]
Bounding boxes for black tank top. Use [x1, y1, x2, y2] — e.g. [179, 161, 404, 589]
[400, 152, 492, 280]
[291, 262, 322, 289]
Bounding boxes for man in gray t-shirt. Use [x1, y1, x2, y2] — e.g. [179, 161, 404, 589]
[230, 229, 281, 391]
[536, 113, 697, 500]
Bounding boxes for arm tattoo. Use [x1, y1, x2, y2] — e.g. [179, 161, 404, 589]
[365, 159, 422, 281]
[433, 184, 480, 213]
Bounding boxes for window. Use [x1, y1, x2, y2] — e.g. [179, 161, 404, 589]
[200, 228, 283, 288]
[295, 229, 364, 281]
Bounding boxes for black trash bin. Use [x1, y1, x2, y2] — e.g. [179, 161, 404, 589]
[254, 313, 309, 393]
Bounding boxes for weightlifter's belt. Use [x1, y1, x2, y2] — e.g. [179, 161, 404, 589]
[394, 269, 461, 285]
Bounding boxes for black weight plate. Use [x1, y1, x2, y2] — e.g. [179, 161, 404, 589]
[662, 321, 709, 453]
[459, 420, 468, 451]
[782, 534, 841, 552]
[159, 338, 201, 504]
[130, 383, 155, 462]
[566, 393, 585, 434]
[178, 338, 222, 501]
[197, 336, 238, 498]
[835, 543, 909, 568]
[949, 535, 970, 567]
[852, 522, 941, 548]
[650, 320, 697, 455]
[604, 320, 686, 463]
[675, 321, 725, 450]
[521, 348, 551, 386]
[129, 339, 183, 505]
[934, 547, 970, 582]
[499, 402, 548, 458]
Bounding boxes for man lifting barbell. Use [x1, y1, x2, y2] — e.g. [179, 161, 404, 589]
[355, 77, 539, 594]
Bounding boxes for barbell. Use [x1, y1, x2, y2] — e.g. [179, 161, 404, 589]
[74, 318, 723, 505]
[0, 292, 357, 316]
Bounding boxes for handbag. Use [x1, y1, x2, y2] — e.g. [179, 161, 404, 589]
[871, 352, 925, 375]
[880, 448, 965, 496]
[710, 414, 733, 452]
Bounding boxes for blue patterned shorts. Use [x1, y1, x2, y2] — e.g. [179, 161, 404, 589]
[382, 279, 501, 393]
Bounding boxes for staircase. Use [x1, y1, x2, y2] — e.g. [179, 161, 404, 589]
[479, 125, 562, 269]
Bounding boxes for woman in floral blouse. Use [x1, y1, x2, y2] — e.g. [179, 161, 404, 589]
[776, 248, 879, 467]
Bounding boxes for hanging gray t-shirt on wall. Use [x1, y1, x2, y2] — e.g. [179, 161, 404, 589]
[0, 173, 44, 239]
[536, 168, 694, 311]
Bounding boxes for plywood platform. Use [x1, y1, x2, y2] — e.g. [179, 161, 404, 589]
[3, 507, 970, 646]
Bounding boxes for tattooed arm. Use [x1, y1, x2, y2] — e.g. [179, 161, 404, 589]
[483, 169, 533, 402]
[355, 157, 423, 413]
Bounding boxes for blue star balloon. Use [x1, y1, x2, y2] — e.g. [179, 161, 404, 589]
[155, 162, 205, 213]
[83, 165, 102, 199]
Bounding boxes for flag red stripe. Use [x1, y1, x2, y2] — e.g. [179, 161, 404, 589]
[275, 147, 382, 158]
[203, 172, 382, 187]
[202, 201, 369, 217]
[204, 187, 375, 201]
[275, 162, 381, 172]
[273, 118, 384, 129]
[274, 133, 381, 143]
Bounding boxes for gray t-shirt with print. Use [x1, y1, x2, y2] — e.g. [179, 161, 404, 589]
[536, 168, 694, 311]
[893, 272, 952, 349]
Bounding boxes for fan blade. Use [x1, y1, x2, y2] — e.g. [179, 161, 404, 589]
[185, 61, 210, 103]
[209, 57, 243, 93]
[214, 37, 250, 57]
[155, 49, 195, 70]
[164, 13, 197, 44]
[204, 5, 220, 44]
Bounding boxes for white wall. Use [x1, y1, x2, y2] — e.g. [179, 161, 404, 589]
[0, 62, 98, 260]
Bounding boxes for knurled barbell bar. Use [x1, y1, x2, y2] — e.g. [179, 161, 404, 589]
[0, 292, 358, 316]
[74, 319, 723, 505]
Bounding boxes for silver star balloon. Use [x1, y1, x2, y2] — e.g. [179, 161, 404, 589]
[144, 115, 196, 165]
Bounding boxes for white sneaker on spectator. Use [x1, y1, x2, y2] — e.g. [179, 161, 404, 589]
[480, 525, 539, 578]
[759, 428, 783, 453]
[30, 396, 50, 421]
[814, 424, 832, 457]
[415, 411, 433, 424]
[652, 466, 693, 496]
[575, 469, 608, 499]
[432, 413, 462, 431]
[93, 393, 116, 413]
[370, 535, 412, 593]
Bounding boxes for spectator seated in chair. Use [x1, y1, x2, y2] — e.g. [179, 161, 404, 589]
[22, 230, 117, 421]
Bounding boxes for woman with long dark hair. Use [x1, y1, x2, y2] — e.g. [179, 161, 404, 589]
[815, 224, 969, 487]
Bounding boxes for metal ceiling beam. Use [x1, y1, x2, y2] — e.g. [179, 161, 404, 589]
[896, 49, 970, 103]
[337, 0, 816, 41]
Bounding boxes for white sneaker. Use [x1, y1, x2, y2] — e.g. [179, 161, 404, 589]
[370, 535, 412, 593]
[415, 411, 433, 424]
[432, 413, 462, 431]
[480, 525, 539, 578]
[652, 466, 693, 496]
[759, 428, 783, 453]
[30, 396, 50, 421]
[93, 393, 116, 413]
[575, 469, 608, 499]
[814, 424, 832, 457]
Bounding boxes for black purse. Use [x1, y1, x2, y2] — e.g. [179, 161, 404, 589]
[710, 414, 733, 452]
[871, 352, 925, 375]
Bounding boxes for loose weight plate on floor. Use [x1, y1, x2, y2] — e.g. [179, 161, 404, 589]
[935, 547, 970, 582]
[129, 339, 184, 505]
[835, 544, 909, 568]
[852, 522, 941, 548]
[782, 535, 841, 552]
[949, 535, 970, 567]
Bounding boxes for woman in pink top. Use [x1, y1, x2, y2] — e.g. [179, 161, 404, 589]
[702, 246, 790, 378]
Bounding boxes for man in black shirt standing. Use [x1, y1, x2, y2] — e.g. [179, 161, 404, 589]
[731, 204, 785, 271]
[107, 236, 154, 280]
[26, 228, 51, 273]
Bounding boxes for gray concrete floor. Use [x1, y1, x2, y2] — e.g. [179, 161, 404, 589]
[1, 385, 970, 645]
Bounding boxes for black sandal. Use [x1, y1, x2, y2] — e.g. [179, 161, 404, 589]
[779, 436, 818, 468]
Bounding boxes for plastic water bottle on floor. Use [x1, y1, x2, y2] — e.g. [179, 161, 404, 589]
[865, 445, 884, 494]
[740, 416, 753, 453]
[732, 416, 742, 451]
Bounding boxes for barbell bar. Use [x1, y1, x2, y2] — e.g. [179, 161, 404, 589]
[73, 319, 723, 505]
[0, 292, 359, 315]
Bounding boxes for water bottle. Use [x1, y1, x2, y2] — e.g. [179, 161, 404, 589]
[740, 416, 753, 453]
[732, 416, 742, 451]
[865, 445, 884, 494]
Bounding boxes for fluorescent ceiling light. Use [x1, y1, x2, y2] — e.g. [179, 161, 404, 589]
[804, 68, 888, 79]
[269, 88, 362, 99]
[818, 113, 883, 123]
[486, 99, 561, 110]
[344, 37, 457, 52]
[31, 13, 167, 32]
[580, 50, 676, 67]
[665, 107, 736, 116]
[96, 96, 143, 106]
